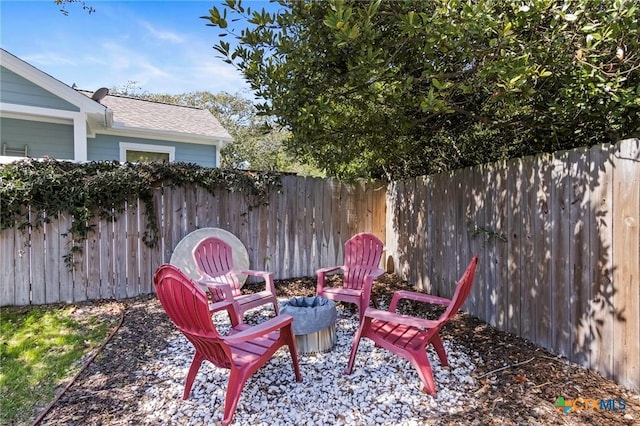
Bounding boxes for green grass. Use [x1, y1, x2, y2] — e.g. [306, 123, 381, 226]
[0, 303, 118, 425]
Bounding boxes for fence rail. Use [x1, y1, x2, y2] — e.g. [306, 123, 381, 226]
[385, 138, 639, 392]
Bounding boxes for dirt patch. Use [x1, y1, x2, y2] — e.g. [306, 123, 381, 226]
[34, 274, 639, 426]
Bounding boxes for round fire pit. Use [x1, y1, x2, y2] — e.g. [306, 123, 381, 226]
[280, 296, 337, 354]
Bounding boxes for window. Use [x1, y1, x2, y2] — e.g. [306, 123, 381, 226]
[119, 142, 175, 163]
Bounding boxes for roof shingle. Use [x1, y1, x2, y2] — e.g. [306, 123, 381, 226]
[81, 91, 232, 140]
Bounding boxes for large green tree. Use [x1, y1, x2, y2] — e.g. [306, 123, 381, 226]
[204, 0, 640, 180]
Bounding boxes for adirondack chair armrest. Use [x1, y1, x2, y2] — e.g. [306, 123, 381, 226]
[208, 299, 237, 314]
[224, 314, 294, 343]
[235, 269, 273, 280]
[364, 267, 385, 280]
[316, 265, 344, 275]
[316, 266, 344, 293]
[389, 290, 452, 313]
[198, 280, 243, 325]
[233, 269, 276, 294]
[364, 307, 439, 330]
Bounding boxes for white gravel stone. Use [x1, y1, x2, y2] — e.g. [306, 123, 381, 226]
[137, 301, 480, 425]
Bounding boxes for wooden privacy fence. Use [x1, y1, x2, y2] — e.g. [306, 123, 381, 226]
[0, 139, 638, 391]
[0, 176, 386, 307]
[385, 138, 639, 391]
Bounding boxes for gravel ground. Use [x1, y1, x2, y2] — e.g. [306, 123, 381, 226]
[35, 274, 640, 426]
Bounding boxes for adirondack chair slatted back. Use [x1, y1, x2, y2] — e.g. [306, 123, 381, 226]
[153, 264, 232, 368]
[343, 233, 384, 290]
[440, 256, 478, 323]
[193, 237, 242, 299]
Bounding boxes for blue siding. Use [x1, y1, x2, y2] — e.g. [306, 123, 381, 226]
[89, 135, 217, 167]
[0, 66, 79, 111]
[0, 117, 74, 159]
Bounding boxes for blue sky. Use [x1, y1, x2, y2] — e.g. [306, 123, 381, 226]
[1, 0, 277, 96]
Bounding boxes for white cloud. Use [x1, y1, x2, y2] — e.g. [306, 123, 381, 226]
[141, 21, 185, 44]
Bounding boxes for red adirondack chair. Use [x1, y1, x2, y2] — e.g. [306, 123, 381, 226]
[192, 236, 279, 319]
[153, 264, 302, 426]
[345, 255, 478, 394]
[316, 232, 385, 321]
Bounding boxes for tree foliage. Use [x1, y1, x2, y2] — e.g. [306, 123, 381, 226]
[204, 0, 640, 180]
[54, 0, 94, 15]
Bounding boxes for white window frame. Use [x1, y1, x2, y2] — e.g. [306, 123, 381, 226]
[119, 142, 175, 162]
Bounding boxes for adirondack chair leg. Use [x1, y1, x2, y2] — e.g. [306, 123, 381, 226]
[223, 368, 251, 426]
[183, 353, 205, 400]
[344, 318, 367, 374]
[431, 334, 449, 366]
[283, 326, 303, 382]
[411, 350, 437, 395]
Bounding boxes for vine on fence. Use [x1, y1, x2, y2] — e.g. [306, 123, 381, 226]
[0, 159, 282, 269]
[470, 223, 507, 245]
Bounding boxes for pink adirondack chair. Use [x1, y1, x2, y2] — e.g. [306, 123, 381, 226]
[192, 236, 279, 319]
[153, 264, 302, 426]
[345, 255, 478, 394]
[316, 232, 385, 321]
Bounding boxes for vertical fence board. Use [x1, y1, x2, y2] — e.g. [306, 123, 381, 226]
[295, 177, 306, 278]
[455, 168, 470, 309]
[534, 154, 552, 349]
[324, 179, 338, 267]
[266, 188, 279, 273]
[413, 176, 426, 290]
[506, 158, 521, 335]
[466, 166, 484, 318]
[429, 174, 443, 295]
[171, 185, 187, 256]
[569, 148, 592, 368]
[458, 170, 468, 284]
[73, 236, 89, 303]
[612, 139, 640, 390]
[507, 159, 525, 335]
[44, 216, 61, 304]
[138, 198, 154, 295]
[392, 180, 406, 278]
[0, 229, 16, 305]
[281, 177, 296, 278]
[158, 187, 171, 265]
[58, 213, 74, 303]
[589, 143, 615, 377]
[551, 151, 572, 358]
[30, 211, 46, 305]
[482, 163, 497, 327]
[423, 176, 435, 293]
[442, 172, 456, 297]
[403, 178, 416, 284]
[519, 156, 535, 342]
[307, 178, 320, 275]
[14, 226, 29, 305]
[100, 213, 115, 299]
[338, 182, 350, 265]
[112, 207, 128, 299]
[85, 218, 101, 300]
[185, 185, 198, 233]
[494, 160, 509, 331]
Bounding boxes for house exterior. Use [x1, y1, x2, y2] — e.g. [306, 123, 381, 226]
[0, 48, 232, 167]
